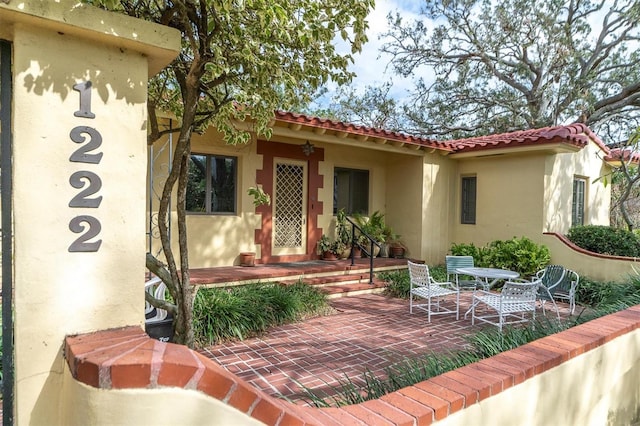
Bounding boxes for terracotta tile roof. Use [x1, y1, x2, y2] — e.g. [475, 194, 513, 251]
[605, 148, 640, 163]
[274, 112, 610, 157]
[274, 111, 451, 152]
[444, 123, 609, 154]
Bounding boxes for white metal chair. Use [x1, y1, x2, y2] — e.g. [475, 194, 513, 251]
[145, 276, 169, 323]
[408, 260, 460, 322]
[472, 279, 541, 331]
[445, 255, 486, 290]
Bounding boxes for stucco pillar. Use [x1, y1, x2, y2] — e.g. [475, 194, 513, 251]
[0, 1, 179, 423]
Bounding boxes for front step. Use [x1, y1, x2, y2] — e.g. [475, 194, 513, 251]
[279, 273, 390, 299]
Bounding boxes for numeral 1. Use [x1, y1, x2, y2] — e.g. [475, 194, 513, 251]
[73, 81, 95, 119]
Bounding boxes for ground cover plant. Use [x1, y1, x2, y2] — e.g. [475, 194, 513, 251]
[192, 281, 331, 346]
[304, 271, 640, 407]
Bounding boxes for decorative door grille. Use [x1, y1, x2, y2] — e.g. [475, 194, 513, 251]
[274, 162, 304, 249]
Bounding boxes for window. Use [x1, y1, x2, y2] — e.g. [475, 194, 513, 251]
[461, 176, 477, 224]
[333, 167, 369, 215]
[572, 177, 586, 226]
[186, 153, 237, 214]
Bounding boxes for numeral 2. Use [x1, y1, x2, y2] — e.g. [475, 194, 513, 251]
[69, 126, 103, 164]
[69, 171, 103, 208]
[68, 215, 102, 252]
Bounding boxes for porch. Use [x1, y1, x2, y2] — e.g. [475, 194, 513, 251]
[189, 257, 409, 298]
[190, 260, 575, 407]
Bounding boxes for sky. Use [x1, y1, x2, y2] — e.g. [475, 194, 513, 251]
[317, 0, 428, 108]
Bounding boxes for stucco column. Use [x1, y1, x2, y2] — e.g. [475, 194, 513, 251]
[0, 1, 179, 423]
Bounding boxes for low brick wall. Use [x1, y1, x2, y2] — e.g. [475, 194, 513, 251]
[65, 305, 640, 425]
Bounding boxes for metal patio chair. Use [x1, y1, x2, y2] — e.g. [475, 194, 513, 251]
[472, 278, 541, 331]
[445, 255, 487, 291]
[145, 276, 169, 323]
[538, 267, 579, 315]
[408, 260, 460, 322]
[535, 265, 567, 319]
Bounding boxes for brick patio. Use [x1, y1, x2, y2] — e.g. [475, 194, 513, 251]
[198, 292, 571, 406]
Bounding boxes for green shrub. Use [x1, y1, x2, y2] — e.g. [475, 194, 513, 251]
[450, 242, 485, 260]
[577, 276, 640, 308]
[193, 282, 330, 345]
[451, 237, 550, 277]
[380, 270, 410, 299]
[567, 225, 640, 257]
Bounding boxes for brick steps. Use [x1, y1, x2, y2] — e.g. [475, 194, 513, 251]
[279, 271, 390, 299]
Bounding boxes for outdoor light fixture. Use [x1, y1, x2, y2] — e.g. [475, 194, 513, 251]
[301, 140, 314, 156]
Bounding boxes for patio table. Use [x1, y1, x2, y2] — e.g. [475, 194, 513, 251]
[456, 267, 520, 318]
[456, 267, 520, 290]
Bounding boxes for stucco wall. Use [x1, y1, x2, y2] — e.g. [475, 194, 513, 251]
[148, 129, 264, 267]
[542, 233, 640, 283]
[149, 126, 427, 268]
[61, 367, 264, 426]
[435, 327, 640, 426]
[452, 153, 547, 247]
[449, 142, 611, 253]
[1, 1, 179, 423]
[544, 140, 611, 234]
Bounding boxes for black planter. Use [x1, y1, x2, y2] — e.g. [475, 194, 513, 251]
[145, 316, 174, 343]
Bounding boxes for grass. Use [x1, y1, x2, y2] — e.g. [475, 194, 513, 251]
[192, 281, 331, 346]
[299, 269, 640, 408]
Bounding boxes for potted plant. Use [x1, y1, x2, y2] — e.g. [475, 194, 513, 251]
[318, 235, 338, 260]
[389, 237, 407, 258]
[239, 252, 256, 266]
[354, 211, 386, 257]
[379, 225, 394, 258]
[335, 209, 355, 258]
[333, 240, 350, 259]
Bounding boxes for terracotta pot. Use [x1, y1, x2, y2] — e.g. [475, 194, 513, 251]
[240, 252, 256, 267]
[322, 251, 338, 261]
[390, 246, 405, 259]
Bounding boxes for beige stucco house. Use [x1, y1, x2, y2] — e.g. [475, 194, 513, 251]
[148, 115, 613, 269]
[4, 2, 638, 425]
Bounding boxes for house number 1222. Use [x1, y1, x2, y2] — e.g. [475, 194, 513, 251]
[68, 81, 102, 252]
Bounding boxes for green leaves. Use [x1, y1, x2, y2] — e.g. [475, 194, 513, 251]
[87, 0, 374, 144]
[193, 283, 330, 345]
[380, 0, 640, 140]
[567, 225, 640, 257]
[450, 237, 550, 277]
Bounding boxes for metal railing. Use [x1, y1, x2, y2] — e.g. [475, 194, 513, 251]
[344, 216, 381, 285]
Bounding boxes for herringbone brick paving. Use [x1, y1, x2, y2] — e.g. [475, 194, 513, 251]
[198, 293, 571, 406]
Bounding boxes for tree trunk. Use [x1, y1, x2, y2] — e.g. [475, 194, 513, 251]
[152, 63, 204, 348]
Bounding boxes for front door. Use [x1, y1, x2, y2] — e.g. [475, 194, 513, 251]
[272, 158, 307, 256]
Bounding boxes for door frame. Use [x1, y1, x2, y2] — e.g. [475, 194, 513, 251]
[255, 140, 324, 263]
[271, 158, 308, 256]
